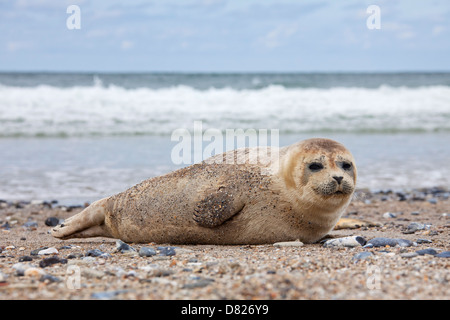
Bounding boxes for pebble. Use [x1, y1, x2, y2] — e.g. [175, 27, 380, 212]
[435, 251, 450, 258]
[182, 278, 214, 289]
[23, 221, 38, 228]
[82, 267, 105, 279]
[91, 290, 130, 300]
[415, 248, 437, 256]
[12, 262, 29, 274]
[383, 212, 397, 218]
[403, 222, 430, 234]
[31, 247, 48, 255]
[38, 247, 59, 255]
[115, 240, 136, 253]
[0, 272, 5, 282]
[44, 217, 60, 227]
[18, 256, 33, 262]
[351, 251, 373, 262]
[147, 268, 173, 277]
[39, 256, 68, 268]
[323, 236, 366, 248]
[367, 237, 414, 247]
[158, 246, 176, 256]
[400, 252, 419, 259]
[81, 257, 97, 263]
[139, 247, 157, 257]
[428, 198, 438, 204]
[86, 249, 105, 257]
[40, 274, 61, 283]
[273, 241, 304, 247]
[416, 239, 432, 244]
[411, 211, 420, 216]
[1, 222, 11, 230]
[24, 267, 45, 277]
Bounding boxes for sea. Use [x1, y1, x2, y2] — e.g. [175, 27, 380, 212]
[0, 72, 449, 205]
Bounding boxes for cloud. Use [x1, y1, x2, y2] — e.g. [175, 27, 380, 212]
[15, 0, 85, 10]
[432, 25, 445, 36]
[121, 40, 134, 50]
[6, 41, 32, 52]
[258, 23, 299, 48]
[382, 22, 416, 40]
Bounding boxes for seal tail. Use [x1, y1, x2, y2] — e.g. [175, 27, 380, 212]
[51, 197, 112, 239]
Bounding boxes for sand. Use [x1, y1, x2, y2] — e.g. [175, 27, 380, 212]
[0, 189, 449, 301]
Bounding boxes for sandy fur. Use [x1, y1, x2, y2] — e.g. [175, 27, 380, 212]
[52, 138, 356, 244]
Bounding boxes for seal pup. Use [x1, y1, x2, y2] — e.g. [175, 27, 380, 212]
[52, 138, 357, 244]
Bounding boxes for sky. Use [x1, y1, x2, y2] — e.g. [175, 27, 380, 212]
[0, 0, 449, 72]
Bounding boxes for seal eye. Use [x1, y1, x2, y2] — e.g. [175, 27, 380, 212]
[342, 162, 352, 170]
[308, 163, 323, 171]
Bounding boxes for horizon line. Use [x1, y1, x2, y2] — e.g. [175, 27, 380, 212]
[1, 70, 450, 74]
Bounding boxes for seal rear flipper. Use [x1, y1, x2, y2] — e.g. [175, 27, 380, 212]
[193, 186, 245, 228]
[51, 198, 112, 239]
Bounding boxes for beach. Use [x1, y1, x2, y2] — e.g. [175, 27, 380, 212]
[0, 72, 449, 301]
[1, 188, 448, 300]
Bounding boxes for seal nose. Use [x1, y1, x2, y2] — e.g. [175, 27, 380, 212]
[333, 176, 343, 184]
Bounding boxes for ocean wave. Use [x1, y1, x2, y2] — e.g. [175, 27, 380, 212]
[0, 84, 449, 137]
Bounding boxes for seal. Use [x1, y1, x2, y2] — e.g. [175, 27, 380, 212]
[51, 138, 357, 244]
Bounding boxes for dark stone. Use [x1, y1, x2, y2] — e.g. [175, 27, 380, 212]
[435, 251, 450, 258]
[355, 236, 367, 246]
[1, 222, 11, 230]
[367, 237, 413, 247]
[18, 256, 33, 262]
[45, 217, 60, 227]
[40, 274, 61, 283]
[39, 256, 68, 268]
[116, 240, 136, 253]
[139, 247, 156, 257]
[86, 249, 105, 257]
[158, 246, 176, 256]
[416, 239, 432, 244]
[367, 237, 399, 247]
[403, 222, 427, 234]
[415, 248, 437, 256]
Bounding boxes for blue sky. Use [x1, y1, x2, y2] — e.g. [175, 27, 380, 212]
[1, 0, 449, 72]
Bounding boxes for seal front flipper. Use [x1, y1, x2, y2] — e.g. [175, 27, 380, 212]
[193, 186, 245, 228]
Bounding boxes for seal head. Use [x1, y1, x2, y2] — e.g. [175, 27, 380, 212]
[275, 138, 357, 241]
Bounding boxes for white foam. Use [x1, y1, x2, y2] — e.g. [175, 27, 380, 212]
[0, 84, 449, 137]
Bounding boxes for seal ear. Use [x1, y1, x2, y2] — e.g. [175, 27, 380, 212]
[193, 186, 245, 228]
